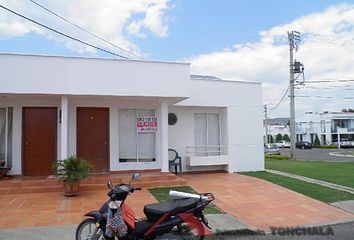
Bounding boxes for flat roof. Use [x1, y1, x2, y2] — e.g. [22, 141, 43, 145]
[191, 74, 261, 85]
[0, 52, 190, 66]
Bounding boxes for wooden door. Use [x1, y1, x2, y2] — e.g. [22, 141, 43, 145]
[23, 107, 57, 176]
[77, 108, 109, 173]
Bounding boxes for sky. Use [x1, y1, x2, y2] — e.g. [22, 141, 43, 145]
[0, 0, 354, 119]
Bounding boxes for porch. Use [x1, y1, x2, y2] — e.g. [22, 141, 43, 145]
[1, 94, 232, 176]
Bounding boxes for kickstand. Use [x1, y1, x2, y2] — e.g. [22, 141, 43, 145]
[177, 224, 187, 240]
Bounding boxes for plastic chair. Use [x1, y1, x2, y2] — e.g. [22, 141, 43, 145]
[168, 149, 182, 175]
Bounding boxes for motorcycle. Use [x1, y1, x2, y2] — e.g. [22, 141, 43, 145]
[76, 173, 215, 240]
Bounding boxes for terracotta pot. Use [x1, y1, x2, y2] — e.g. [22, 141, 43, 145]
[63, 181, 80, 196]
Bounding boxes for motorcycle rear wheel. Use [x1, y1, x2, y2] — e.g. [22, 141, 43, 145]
[157, 221, 205, 240]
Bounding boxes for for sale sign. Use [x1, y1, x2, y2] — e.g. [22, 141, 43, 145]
[136, 117, 157, 133]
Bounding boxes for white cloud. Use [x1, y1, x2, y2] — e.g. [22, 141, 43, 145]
[0, 0, 171, 57]
[187, 4, 354, 117]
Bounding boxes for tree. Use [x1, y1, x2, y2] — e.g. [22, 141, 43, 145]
[314, 134, 321, 146]
[283, 134, 290, 142]
[275, 133, 283, 142]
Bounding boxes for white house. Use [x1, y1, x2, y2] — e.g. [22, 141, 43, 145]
[0, 53, 264, 176]
[296, 112, 354, 145]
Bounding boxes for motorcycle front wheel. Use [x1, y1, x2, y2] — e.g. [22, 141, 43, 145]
[76, 218, 106, 240]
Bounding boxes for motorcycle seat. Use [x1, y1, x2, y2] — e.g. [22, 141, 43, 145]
[144, 198, 198, 221]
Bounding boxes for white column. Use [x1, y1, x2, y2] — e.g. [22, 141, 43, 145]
[60, 95, 69, 160]
[160, 102, 169, 172]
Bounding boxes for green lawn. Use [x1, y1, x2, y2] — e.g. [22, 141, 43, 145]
[241, 172, 354, 203]
[266, 159, 354, 188]
[148, 186, 224, 214]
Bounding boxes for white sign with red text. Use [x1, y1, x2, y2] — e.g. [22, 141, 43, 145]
[136, 117, 157, 133]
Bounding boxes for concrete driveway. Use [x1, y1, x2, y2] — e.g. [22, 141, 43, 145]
[280, 148, 354, 162]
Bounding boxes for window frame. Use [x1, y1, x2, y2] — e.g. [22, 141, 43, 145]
[194, 113, 221, 156]
[118, 108, 157, 164]
[0, 107, 12, 166]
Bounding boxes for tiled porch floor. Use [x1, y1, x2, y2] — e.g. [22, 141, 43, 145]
[0, 189, 156, 229]
[184, 173, 354, 230]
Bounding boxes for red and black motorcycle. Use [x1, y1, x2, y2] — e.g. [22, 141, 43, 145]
[76, 173, 214, 240]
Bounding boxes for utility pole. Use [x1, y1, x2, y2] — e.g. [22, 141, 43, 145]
[288, 31, 300, 160]
[264, 105, 269, 144]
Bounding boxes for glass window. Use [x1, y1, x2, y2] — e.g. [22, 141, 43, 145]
[320, 120, 326, 133]
[119, 109, 156, 163]
[0, 108, 5, 162]
[194, 113, 220, 156]
[0, 107, 13, 167]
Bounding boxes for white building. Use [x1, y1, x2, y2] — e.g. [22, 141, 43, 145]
[264, 118, 290, 141]
[0, 53, 264, 176]
[296, 112, 354, 145]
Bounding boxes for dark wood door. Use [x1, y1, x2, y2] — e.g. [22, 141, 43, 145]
[77, 108, 109, 173]
[23, 107, 57, 176]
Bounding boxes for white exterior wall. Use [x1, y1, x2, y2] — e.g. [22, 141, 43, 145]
[177, 78, 264, 172]
[168, 106, 228, 172]
[227, 106, 264, 172]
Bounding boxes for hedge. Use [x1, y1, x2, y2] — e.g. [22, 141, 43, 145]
[265, 154, 290, 160]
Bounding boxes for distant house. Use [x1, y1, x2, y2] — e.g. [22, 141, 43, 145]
[296, 112, 354, 145]
[0, 53, 264, 176]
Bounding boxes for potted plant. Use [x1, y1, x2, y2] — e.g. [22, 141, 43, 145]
[53, 156, 93, 196]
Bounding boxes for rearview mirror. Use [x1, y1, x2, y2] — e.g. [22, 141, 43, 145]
[132, 173, 141, 180]
[107, 180, 113, 190]
[129, 173, 141, 185]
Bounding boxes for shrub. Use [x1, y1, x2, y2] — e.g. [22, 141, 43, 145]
[313, 145, 337, 149]
[265, 154, 290, 160]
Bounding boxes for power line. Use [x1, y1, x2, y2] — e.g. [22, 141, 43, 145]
[28, 0, 143, 59]
[296, 95, 354, 100]
[304, 79, 354, 83]
[0, 4, 128, 59]
[269, 86, 290, 111]
[296, 85, 354, 90]
[304, 37, 354, 46]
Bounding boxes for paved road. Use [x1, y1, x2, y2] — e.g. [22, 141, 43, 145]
[279, 148, 354, 162]
[228, 222, 354, 240]
[0, 222, 353, 240]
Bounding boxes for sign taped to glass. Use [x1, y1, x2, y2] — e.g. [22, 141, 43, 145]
[136, 117, 157, 133]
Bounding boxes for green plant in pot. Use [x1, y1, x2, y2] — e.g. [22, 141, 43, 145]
[53, 156, 93, 196]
